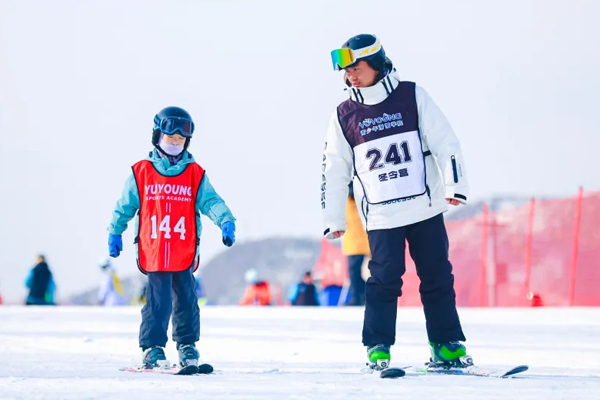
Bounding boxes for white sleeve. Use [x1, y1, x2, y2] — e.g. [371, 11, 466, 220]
[321, 110, 354, 239]
[416, 85, 470, 203]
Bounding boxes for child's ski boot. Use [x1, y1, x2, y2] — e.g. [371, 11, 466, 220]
[142, 346, 169, 369]
[427, 341, 473, 368]
[367, 344, 391, 370]
[177, 343, 200, 367]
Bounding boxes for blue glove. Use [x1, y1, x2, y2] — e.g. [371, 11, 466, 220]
[108, 234, 123, 258]
[221, 221, 235, 247]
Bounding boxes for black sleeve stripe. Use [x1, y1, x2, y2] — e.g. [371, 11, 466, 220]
[451, 155, 459, 183]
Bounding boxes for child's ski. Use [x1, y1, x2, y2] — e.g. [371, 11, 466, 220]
[120, 363, 214, 375]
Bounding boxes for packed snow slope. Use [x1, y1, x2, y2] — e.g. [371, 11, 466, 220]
[1, 306, 599, 399]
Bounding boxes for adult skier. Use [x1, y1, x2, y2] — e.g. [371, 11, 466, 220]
[322, 34, 470, 370]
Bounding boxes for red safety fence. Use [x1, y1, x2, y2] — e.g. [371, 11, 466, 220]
[312, 238, 349, 288]
[407, 188, 600, 306]
[317, 188, 600, 307]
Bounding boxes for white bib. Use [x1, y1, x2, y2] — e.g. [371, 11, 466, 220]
[353, 130, 427, 204]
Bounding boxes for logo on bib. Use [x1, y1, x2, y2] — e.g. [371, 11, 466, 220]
[359, 113, 403, 136]
[144, 184, 193, 203]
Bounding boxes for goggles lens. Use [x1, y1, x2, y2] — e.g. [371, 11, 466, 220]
[331, 48, 355, 71]
[330, 38, 382, 71]
[160, 117, 194, 137]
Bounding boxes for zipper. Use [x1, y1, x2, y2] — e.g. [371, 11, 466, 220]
[451, 155, 459, 183]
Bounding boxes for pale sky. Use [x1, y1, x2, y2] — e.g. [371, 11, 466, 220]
[1, 0, 599, 303]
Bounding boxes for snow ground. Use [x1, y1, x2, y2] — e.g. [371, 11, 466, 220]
[0, 306, 599, 400]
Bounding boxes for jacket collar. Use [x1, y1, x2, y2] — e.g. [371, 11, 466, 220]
[345, 70, 400, 105]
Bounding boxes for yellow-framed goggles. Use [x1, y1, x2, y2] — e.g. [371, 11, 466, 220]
[330, 38, 382, 71]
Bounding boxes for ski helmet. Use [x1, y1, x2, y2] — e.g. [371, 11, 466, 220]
[244, 268, 259, 285]
[333, 34, 393, 81]
[98, 257, 110, 270]
[151, 106, 195, 147]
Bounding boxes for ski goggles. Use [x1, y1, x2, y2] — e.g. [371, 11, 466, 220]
[330, 38, 382, 71]
[155, 116, 195, 137]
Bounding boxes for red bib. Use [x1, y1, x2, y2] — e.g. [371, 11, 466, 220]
[132, 160, 205, 273]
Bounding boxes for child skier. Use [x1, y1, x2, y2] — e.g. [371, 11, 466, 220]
[108, 106, 236, 369]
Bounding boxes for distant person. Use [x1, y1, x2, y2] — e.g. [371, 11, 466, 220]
[195, 274, 208, 306]
[319, 282, 350, 306]
[239, 269, 271, 306]
[135, 280, 148, 305]
[98, 258, 126, 306]
[25, 254, 56, 305]
[342, 182, 369, 306]
[288, 272, 320, 306]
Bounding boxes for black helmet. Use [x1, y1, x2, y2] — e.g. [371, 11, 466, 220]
[341, 34, 388, 72]
[151, 106, 195, 147]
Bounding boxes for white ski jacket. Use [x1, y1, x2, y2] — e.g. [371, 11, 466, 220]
[321, 71, 469, 239]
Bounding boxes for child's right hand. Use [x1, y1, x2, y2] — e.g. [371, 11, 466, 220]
[108, 234, 123, 258]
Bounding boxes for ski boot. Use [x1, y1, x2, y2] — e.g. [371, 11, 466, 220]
[177, 343, 200, 367]
[142, 346, 169, 369]
[367, 344, 391, 371]
[427, 341, 473, 368]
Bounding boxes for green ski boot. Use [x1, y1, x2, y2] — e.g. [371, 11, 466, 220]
[428, 342, 472, 367]
[367, 344, 391, 370]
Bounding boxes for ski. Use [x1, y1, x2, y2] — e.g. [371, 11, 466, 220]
[380, 368, 406, 379]
[120, 363, 214, 375]
[361, 363, 406, 379]
[404, 364, 528, 378]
